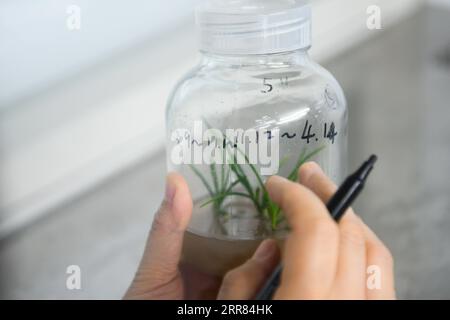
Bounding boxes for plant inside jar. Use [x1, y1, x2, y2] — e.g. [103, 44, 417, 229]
[189, 139, 325, 235]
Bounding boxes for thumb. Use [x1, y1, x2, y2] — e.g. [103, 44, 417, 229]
[129, 173, 193, 291]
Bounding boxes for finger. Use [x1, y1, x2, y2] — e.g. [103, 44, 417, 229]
[217, 240, 280, 300]
[138, 173, 193, 279]
[266, 176, 339, 299]
[267, 175, 336, 230]
[298, 161, 360, 226]
[362, 223, 396, 300]
[299, 162, 366, 299]
[300, 163, 395, 299]
[298, 161, 337, 203]
[330, 213, 367, 299]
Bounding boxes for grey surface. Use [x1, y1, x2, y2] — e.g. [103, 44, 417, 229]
[1, 6, 450, 299]
[0, 156, 167, 299]
[330, 6, 450, 299]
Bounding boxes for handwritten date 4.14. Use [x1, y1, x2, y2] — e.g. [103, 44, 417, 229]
[301, 120, 338, 144]
[274, 120, 338, 144]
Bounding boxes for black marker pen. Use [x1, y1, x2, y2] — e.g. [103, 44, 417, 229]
[255, 155, 378, 300]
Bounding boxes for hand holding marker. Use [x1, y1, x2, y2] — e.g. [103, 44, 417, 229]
[256, 155, 378, 300]
[125, 155, 395, 300]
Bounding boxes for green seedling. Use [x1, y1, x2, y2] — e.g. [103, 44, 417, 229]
[190, 139, 325, 232]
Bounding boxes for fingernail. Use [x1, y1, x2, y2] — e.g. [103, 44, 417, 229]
[299, 162, 322, 184]
[253, 240, 277, 262]
[266, 175, 288, 186]
[164, 175, 176, 206]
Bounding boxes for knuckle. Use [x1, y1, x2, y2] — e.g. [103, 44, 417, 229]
[150, 205, 181, 235]
[151, 210, 167, 232]
[339, 221, 365, 247]
[307, 217, 339, 241]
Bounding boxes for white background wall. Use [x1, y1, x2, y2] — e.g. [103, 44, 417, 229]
[0, 0, 202, 106]
[0, 0, 425, 237]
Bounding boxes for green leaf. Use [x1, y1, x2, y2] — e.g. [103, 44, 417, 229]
[189, 164, 214, 197]
[229, 162, 254, 199]
[288, 146, 326, 181]
[255, 187, 261, 203]
[200, 192, 253, 208]
[210, 163, 219, 194]
[220, 163, 226, 192]
[195, 117, 327, 233]
[279, 155, 290, 170]
[224, 179, 240, 194]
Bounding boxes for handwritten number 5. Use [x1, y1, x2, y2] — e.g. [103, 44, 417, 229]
[262, 78, 273, 93]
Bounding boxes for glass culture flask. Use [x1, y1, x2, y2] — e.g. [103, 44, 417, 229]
[166, 0, 347, 281]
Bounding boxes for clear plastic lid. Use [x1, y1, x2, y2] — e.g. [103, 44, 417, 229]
[196, 0, 312, 55]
